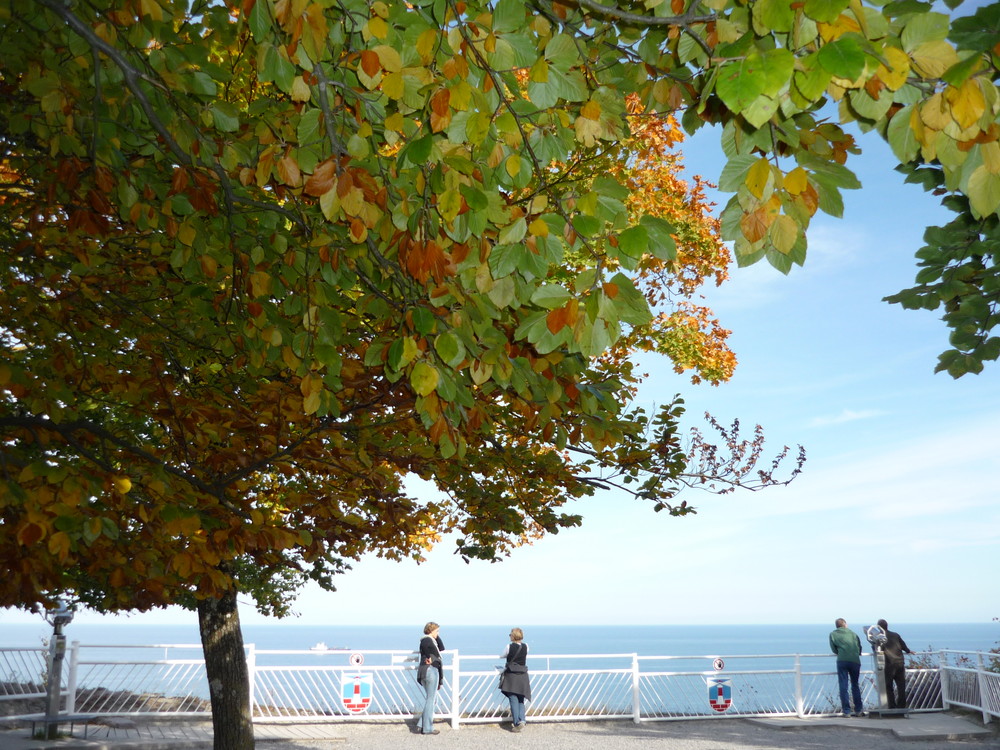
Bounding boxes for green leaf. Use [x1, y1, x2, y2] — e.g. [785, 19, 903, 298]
[545, 34, 578, 70]
[816, 36, 866, 80]
[249, 0, 271, 42]
[715, 58, 767, 113]
[573, 215, 602, 237]
[605, 273, 652, 326]
[530, 284, 572, 309]
[493, 0, 525, 33]
[803, 0, 850, 24]
[401, 134, 434, 166]
[718, 155, 758, 192]
[967, 166, 1000, 218]
[410, 361, 439, 396]
[434, 331, 465, 367]
[887, 105, 920, 163]
[211, 103, 240, 132]
[617, 225, 649, 258]
[753, 0, 796, 34]
[901, 12, 950, 51]
[639, 216, 677, 260]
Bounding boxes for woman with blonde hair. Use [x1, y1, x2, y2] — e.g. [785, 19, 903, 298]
[498, 627, 531, 732]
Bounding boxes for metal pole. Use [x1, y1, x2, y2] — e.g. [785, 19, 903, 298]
[66, 641, 80, 714]
[794, 655, 804, 718]
[976, 653, 990, 725]
[631, 654, 641, 724]
[44, 623, 66, 739]
[449, 651, 460, 730]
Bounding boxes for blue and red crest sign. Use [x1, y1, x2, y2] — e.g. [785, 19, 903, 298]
[341, 673, 373, 714]
[708, 677, 732, 713]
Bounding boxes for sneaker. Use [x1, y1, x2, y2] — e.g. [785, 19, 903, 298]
[512, 724, 522, 732]
[852, 712, 865, 718]
[841, 712, 850, 718]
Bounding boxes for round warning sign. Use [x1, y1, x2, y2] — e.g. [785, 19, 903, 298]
[349, 653, 365, 667]
[713, 657, 725, 671]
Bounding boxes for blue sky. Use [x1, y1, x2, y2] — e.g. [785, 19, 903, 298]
[4, 103, 1000, 633]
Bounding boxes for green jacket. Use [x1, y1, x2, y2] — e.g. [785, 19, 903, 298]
[829, 627, 862, 663]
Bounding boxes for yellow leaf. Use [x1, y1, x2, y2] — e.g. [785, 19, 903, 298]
[410, 361, 440, 396]
[381, 71, 404, 100]
[982, 142, 1000, 175]
[574, 116, 602, 147]
[768, 214, 799, 254]
[291, 76, 311, 103]
[373, 45, 402, 73]
[919, 92, 951, 131]
[113, 476, 132, 494]
[366, 17, 388, 40]
[528, 218, 549, 236]
[783, 167, 809, 195]
[178, 222, 197, 247]
[745, 157, 773, 199]
[910, 40, 959, 79]
[947, 79, 987, 131]
[580, 100, 602, 120]
[341, 186, 365, 216]
[530, 57, 548, 83]
[303, 389, 321, 414]
[877, 46, 910, 91]
[505, 154, 521, 177]
[320, 188, 341, 220]
[250, 271, 272, 298]
[438, 189, 462, 222]
[416, 29, 438, 63]
[48, 531, 72, 562]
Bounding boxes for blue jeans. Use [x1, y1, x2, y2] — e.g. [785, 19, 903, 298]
[507, 693, 526, 726]
[837, 661, 863, 714]
[420, 666, 439, 733]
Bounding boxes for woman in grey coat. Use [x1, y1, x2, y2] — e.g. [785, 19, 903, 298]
[499, 627, 531, 731]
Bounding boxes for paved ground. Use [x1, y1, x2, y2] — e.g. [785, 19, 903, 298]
[1, 712, 996, 750]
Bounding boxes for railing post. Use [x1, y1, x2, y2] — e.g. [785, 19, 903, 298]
[938, 651, 950, 710]
[976, 653, 990, 725]
[66, 641, 80, 713]
[246, 643, 256, 720]
[450, 650, 461, 730]
[631, 654, 641, 724]
[794, 655, 804, 718]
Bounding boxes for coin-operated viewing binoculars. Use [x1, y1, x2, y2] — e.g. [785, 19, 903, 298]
[864, 624, 907, 717]
[42, 600, 76, 738]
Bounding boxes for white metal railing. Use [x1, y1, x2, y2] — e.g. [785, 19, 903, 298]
[939, 650, 1000, 724]
[1, 643, 996, 726]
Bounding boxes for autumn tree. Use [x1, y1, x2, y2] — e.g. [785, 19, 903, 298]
[8, 0, 995, 746]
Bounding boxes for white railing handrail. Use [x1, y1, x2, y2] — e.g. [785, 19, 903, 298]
[2, 643, 995, 726]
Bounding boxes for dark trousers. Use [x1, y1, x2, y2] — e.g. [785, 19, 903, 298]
[837, 660, 863, 714]
[885, 661, 906, 709]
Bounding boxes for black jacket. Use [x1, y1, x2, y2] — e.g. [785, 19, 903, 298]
[499, 642, 531, 700]
[417, 635, 445, 688]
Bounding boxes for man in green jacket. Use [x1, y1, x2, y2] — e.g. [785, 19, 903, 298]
[829, 618, 864, 717]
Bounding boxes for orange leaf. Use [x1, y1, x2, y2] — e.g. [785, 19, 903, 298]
[277, 155, 301, 187]
[602, 281, 619, 299]
[360, 50, 381, 77]
[17, 521, 46, 546]
[740, 207, 771, 243]
[304, 159, 337, 197]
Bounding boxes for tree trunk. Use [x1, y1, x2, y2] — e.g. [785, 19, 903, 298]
[198, 589, 255, 750]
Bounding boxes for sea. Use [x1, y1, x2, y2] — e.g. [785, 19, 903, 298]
[2, 621, 997, 658]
